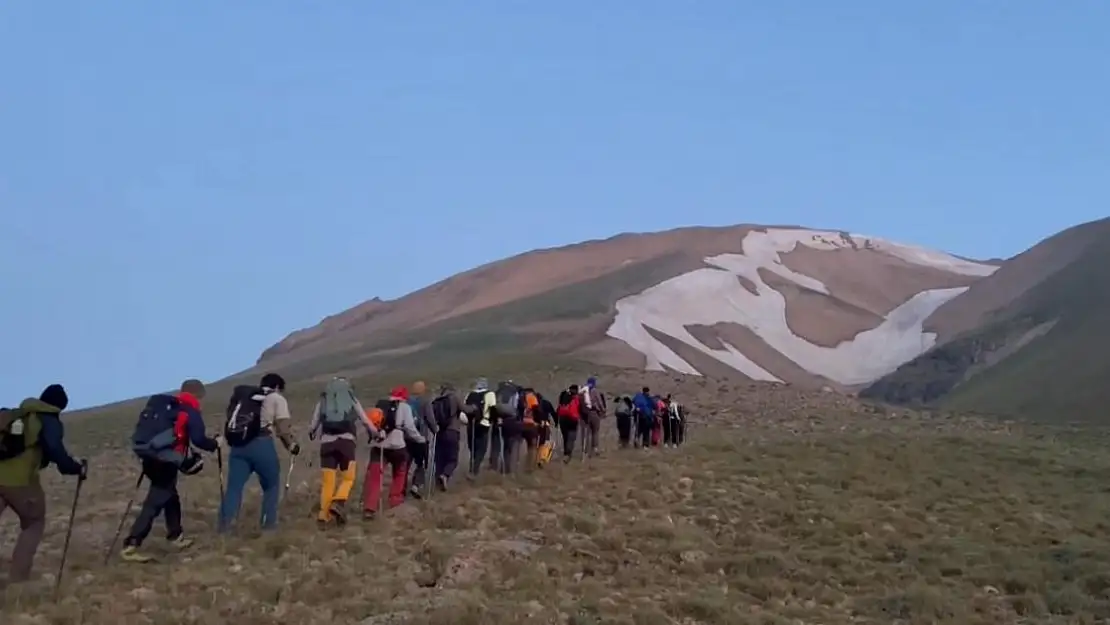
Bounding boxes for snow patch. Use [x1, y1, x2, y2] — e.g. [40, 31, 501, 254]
[605, 228, 998, 384]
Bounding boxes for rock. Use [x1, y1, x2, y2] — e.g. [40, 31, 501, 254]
[680, 550, 707, 564]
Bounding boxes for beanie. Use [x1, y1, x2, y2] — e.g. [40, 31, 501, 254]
[39, 384, 69, 411]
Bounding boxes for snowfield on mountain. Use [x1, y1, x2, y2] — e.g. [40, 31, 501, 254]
[606, 228, 999, 385]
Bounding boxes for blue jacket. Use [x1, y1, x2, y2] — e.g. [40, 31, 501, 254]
[38, 413, 84, 475]
[632, 393, 655, 418]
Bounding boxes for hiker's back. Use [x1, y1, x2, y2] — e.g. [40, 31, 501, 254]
[0, 407, 44, 486]
[320, 378, 359, 437]
[131, 394, 187, 465]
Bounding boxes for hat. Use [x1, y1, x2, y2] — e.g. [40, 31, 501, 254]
[39, 384, 69, 411]
[474, 377, 489, 392]
[389, 386, 409, 401]
[586, 376, 597, 388]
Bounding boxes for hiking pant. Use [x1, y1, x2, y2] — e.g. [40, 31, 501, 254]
[363, 447, 409, 512]
[663, 417, 676, 446]
[616, 413, 632, 447]
[407, 439, 430, 493]
[125, 458, 183, 547]
[489, 425, 503, 471]
[468, 424, 492, 475]
[435, 429, 461, 480]
[0, 483, 46, 582]
[676, 419, 687, 446]
[218, 436, 281, 532]
[636, 415, 653, 448]
[560, 419, 579, 460]
[586, 411, 602, 453]
[318, 438, 357, 521]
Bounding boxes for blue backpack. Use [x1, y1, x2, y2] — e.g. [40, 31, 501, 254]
[131, 394, 186, 465]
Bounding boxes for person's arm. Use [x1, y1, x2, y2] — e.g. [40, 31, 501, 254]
[38, 416, 83, 475]
[263, 394, 298, 451]
[354, 399, 380, 439]
[399, 404, 425, 444]
[422, 401, 439, 435]
[186, 409, 219, 452]
[307, 399, 322, 439]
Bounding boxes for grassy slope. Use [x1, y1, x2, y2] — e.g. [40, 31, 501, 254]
[6, 368, 1110, 624]
[861, 225, 1110, 424]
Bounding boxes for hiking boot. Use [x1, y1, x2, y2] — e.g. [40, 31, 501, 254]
[316, 519, 329, 531]
[329, 505, 347, 526]
[437, 475, 448, 492]
[362, 510, 376, 521]
[409, 485, 423, 500]
[167, 535, 194, 550]
[120, 546, 154, 563]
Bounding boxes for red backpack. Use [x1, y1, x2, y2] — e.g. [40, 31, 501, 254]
[556, 391, 580, 421]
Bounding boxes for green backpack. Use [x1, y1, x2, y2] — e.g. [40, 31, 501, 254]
[320, 378, 359, 436]
[0, 407, 34, 461]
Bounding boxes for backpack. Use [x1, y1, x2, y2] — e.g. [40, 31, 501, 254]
[520, 390, 539, 427]
[0, 407, 33, 461]
[320, 378, 359, 436]
[431, 395, 454, 430]
[375, 399, 400, 433]
[556, 391, 580, 421]
[132, 394, 184, 463]
[494, 382, 520, 421]
[224, 385, 265, 448]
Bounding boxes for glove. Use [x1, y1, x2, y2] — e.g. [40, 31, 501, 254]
[78, 459, 89, 481]
[289, 442, 301, 456]
[459, 413, 469, 425]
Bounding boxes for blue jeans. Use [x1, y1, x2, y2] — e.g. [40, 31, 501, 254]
[218, 436, 281, 532]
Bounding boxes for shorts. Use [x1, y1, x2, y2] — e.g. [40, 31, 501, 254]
[320, 438, 356, 471]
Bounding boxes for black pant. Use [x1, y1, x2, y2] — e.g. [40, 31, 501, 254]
[560, 419, 578, 459]
[468, 424, 491, 475]
[488, 425, 503, 470]
[125, 458, 183, 547]
[435, 429, 461, 480]
[663, 416, 677, 445]
[616, 413, 632, 446]
[636, 416, 653, 448]
[407, 440, 430, 491]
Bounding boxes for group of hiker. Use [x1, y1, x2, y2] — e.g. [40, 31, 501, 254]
[0, 374, 689, 583]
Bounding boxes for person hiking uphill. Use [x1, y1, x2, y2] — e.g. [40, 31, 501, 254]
[406, 381, 439, 499]
[430, 383, 473, 491]
[218, 373, 301, 533]
[308, 377, 375, 527]
[614, 396, 634, 448]
[557, 385, 583, 463]
[632, 387, 656, 450]
[535, 392, 558, 467]
[363, 386, 425, 519]
[122, 379, 220, 563]
[0, 384, 87, 583]
[464, 378, 497, 478]
[579, 376, 606, 456]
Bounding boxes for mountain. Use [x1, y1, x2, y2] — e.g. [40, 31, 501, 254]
[255, 224, 1001, 391]
[861, 217, 1110, 423]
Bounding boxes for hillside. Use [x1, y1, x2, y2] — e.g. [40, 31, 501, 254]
[255, 224, 999, 392]
[861, 217, 1110, 423]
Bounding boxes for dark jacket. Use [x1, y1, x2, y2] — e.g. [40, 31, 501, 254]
[173, 392, 218, 454]
[408, 396, 439, 438]
[0, 398, 82, 487]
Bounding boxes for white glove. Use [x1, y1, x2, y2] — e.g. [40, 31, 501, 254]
[459, 413, 469, 425]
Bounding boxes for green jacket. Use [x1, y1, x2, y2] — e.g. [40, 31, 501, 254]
[0, 399, 54, 487]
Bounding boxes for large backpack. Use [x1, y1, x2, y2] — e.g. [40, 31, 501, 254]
[319, 378, 359, 436]
[0, 407, 33, 461]
[375, 399, 400, 433]
[494, 381, 520, 421]
[132, 394, 184, 463]
[225, 385, 265, 447]
[556, 390, 580, 422]
[431, 395, 454, 430]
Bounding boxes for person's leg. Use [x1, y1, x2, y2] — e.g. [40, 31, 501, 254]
[318, 441, 339, 523]
[471, 425, 490, 476]
[331, 439, 357, 522]
[124, 460, 175, 551]
[161, 468, 188, 546]
[387, 448, 410, 508]
[362, 447, 384, 515]
[488, 425, 502, 471]
[255, 438, 282, 530]
[589, 413, 602, 454]
[218, 447, 253, 532]
[0, 484, 47, 582]
[409, 440, 428, 497]
[562, 421, 577, 461]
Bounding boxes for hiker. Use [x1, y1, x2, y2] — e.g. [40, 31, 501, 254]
[632, 387, 656, 449]
[218, 373, 301, 533]
[363, 386, 426, 519]
[673, 399, 688, 447]
[464, 378, 497, 477]
[492, 381, 526, 474]
[663, 394, 687, 448]
[122, 379, 220, 562]
[0, 384, 87, 583]
[579, 376, 606, 455]
[308, 376, 375, 527]
[430, 383, 472, 491]
[406, 381, 439, 498]
[535, 392, 558, 468]
[614, 396, 634, 448]
[556, 385, 583, 462]
[519, 388, 543, 467]
[651, 395, 666, 447]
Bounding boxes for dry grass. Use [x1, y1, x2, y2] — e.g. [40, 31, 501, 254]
[4, 371, 1110, 624]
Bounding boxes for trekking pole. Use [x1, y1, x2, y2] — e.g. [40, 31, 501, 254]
[426, 433, 437, 499]
[216, 445, 226, 504]
[377, 445, 386, 519]
[104, 472, 145, 565]
[284, 453, 297, 502]
[54, 464, 86, 600]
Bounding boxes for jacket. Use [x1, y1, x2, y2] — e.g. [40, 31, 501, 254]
[407, 395, 439, 438]
[580, 385, 606, 415]
[632, 393, 656, 418]
[0, 398, 83, 487]
[173, 391, 219, 454]
[433, 390, 472, 433]
[371, 400, 425, 450]
[259, 388, 298, 450]
[465, 389, 498, 428]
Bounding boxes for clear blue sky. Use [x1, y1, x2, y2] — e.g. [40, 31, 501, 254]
[2, 2, 1107, 409]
